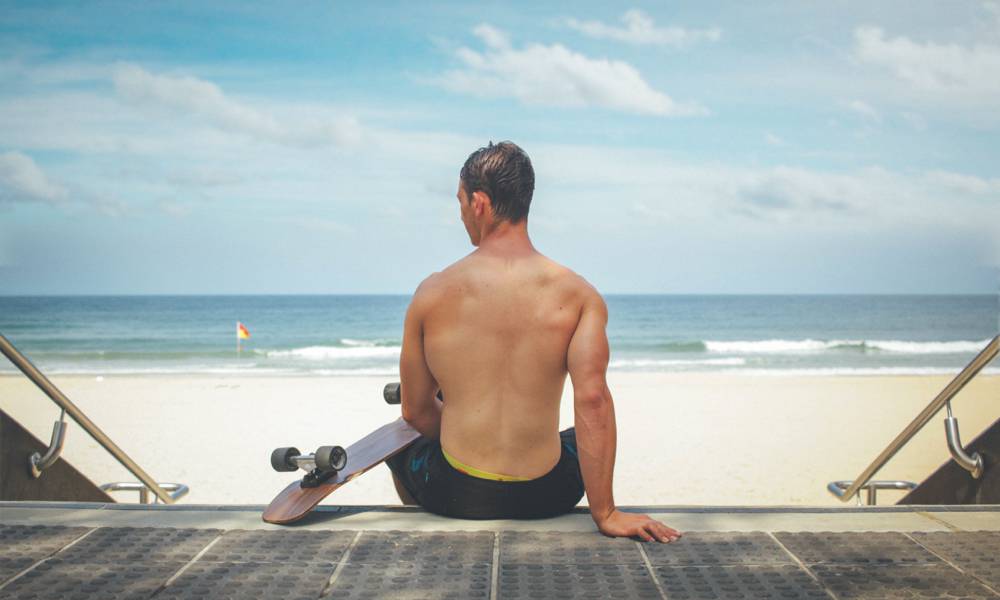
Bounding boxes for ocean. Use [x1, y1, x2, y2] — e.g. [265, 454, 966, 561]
[0, 295, 997, 377]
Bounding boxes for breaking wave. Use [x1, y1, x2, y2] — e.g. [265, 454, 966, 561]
[702, 339, 991, 354]
[609, 358, 747, 369]
[264, 345, 401, 360]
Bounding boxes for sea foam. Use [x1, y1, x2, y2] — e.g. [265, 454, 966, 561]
[610, 357, 747, 368]
[704, 339, 991, 354]
[266, 345, 401, 360]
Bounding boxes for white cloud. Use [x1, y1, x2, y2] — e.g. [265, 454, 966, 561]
[854, 24, 1000, 101]
[112, 64, 363, 147]
[0, 151, 67, 204]
[731, 166, 874, 221]
[764, 132, 788, 146]
[529, 143, 999, 233]
[566, 9, 721, 48]
[436, 25, 707, 117]
[986, 1, 1000, 26]
[281, 216, 354, 234]
[158, 200, 192, 218]
[844, 99, 881, 123]
[900, 111, 927, 131]
[924, 170, 1000, 195]
[92, 196, 131, 217]
[166, 168, 243, 189]
[472, 24, 511, 51]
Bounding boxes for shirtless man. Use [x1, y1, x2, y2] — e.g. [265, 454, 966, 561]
[385, 141, 681, 542]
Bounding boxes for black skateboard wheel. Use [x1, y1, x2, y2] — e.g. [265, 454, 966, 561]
[271, 446, 301, 472]
[315, 445, 347, 472]
[383, 382, 443, 404]
[384, 382, 401, 404]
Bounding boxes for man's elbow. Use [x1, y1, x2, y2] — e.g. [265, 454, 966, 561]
[400, 402, 421, 425]
[401, 401, 435, 427]
[400, 402, 440, 439]
[574, 385, 610, 411]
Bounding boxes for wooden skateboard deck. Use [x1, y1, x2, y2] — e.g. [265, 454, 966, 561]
[263, 417, 421, 524]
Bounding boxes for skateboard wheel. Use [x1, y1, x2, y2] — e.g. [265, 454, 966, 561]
[271, 447, 301, 472]
[315, 445, 347, 472]
[384, 382, 401, 404]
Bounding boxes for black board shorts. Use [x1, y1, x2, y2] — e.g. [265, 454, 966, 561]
[386, 428, 585, 520]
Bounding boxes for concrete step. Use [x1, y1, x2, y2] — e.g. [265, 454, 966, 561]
[2, 503, 999, 599]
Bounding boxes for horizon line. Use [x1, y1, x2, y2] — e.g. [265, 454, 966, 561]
[1, 292, 998, 298]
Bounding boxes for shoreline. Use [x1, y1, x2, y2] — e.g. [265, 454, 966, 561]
[4, 369, 998, 379]
[3, 373, 998, 507]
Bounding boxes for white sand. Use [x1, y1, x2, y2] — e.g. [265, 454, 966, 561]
[3, 373, 998, 508]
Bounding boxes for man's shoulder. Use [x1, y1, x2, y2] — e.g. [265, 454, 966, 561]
[413, 254, 603, 306]
[410, 262, 466, 307]
[415, 257, 468, 293]
[412, 271, 446, 302]
[539, 256, 603, 304]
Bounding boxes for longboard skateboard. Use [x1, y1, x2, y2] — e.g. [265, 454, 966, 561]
[262, 382, 421, 524]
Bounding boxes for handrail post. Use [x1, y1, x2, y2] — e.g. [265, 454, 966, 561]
[0, 333, 176, 504]
[29, 413, 67, 478]
[944, 401, 984, 479]
[99, 482, 189, 503]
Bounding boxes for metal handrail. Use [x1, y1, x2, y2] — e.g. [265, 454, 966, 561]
[828, 480, 917, 506]
[100, 482, 189, 504]
[830, 334, 999, 502]
[0, 333, 177, 504]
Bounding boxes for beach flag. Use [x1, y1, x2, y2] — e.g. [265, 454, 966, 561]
[237, 322, 251, 340]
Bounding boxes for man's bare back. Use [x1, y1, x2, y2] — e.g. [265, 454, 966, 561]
[419, 249, 588, 478]
[393, 141, 680, 542]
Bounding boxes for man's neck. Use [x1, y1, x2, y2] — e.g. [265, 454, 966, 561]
[476, 219, 535, 257]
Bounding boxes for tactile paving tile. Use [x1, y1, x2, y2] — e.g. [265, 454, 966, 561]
[643, 532, 792, 566]
[911, 531, 1000, 590]
[158, 561, 330, 600]
[0, 525, 90, 561]
[500, 531, 643, 565]
[498, 564, 661, 599]
[654, 564, 830, 599]
[330, 561, 491, 599]
[349, 531, 493, 565]
[200, 529, 354, 565]
[810, 563, 998, 599]
[0, 558, 181, 600]
[773, 531, 940, 565]
[58, 527, 219, 564]
[0, 558, 36, 586]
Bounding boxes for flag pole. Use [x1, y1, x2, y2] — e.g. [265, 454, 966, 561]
[236, 322, 241, 357]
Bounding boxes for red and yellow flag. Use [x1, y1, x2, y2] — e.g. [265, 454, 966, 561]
[237, 322, 251, 340]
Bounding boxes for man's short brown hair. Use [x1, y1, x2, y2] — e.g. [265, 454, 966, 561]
[460, 141, 534, 223]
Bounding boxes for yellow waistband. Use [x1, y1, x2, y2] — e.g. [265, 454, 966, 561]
[441, 448, 533, 482]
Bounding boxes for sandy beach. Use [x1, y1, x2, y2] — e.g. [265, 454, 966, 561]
[3, 373, 998, 508]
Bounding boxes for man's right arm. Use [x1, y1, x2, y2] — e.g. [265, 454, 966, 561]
[567, 289, 682, 543]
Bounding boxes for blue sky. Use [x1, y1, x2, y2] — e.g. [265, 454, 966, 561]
[1, 1, 998, 294]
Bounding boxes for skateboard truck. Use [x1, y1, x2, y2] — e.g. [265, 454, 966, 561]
[264, 381, 425, 524]
[270, 445, 348, 488]
[270, 384, 401, 490]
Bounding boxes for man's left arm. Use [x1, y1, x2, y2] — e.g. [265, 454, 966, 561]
[399, 281, 442, 439]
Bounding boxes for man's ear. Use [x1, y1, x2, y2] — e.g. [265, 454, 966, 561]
[471, 190, 492, 217]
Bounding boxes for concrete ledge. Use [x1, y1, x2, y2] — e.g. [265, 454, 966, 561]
[2, 502, 998, 532]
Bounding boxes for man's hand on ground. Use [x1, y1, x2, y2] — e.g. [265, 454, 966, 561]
[595, 509, 682, 543]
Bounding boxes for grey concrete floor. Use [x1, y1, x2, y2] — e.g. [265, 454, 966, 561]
[2, 503, 999, 599]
